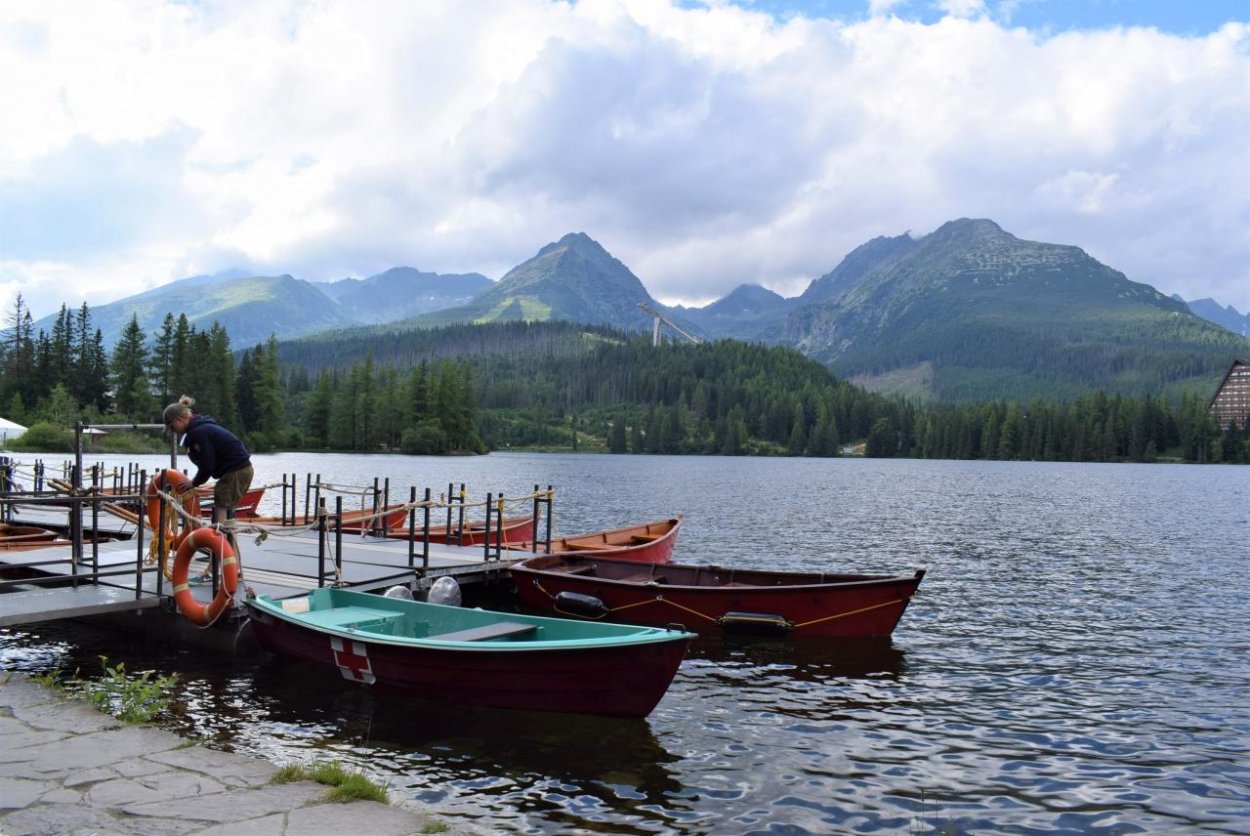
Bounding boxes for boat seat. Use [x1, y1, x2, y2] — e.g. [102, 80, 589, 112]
[429, 621, 537, 642]
[618, 572, 662, 583]
[630, 534, 662, 543]
[547, 564, 596, 575]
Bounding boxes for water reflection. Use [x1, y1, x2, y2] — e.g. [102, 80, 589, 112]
[4, 454, 1249, 834]
[689, 633, 906, 680]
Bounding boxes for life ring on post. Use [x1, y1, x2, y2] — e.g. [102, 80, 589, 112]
[145, 469, 201, 551]
[171, 526, 238, 626]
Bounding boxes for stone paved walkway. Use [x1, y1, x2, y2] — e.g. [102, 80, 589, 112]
[0, 672, 478, 835]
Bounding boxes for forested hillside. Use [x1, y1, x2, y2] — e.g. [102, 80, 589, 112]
[280, 320, 1247, 463]
[2, 296, 1245, 463]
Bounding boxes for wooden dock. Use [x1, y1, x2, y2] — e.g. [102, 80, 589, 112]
[0, 456, 553, 629]
[0, 531, 523, 627]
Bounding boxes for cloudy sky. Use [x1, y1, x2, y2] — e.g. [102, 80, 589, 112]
[2, 0, 1248, 324]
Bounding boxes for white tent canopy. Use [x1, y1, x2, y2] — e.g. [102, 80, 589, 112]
[0, 417, 27, 444]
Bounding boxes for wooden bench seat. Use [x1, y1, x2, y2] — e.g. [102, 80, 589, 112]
[563, 541, 618, 550]
[429, 621, 537, 642]
[617, 572, 661, 584]
[546, 563, 596, 575]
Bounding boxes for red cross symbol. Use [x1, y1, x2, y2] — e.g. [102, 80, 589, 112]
[330, 637, 376, 684]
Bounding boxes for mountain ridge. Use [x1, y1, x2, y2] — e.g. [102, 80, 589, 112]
[30, 221, 1249, 403]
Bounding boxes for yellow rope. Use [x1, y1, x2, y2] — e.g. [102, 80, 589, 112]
[532, 578, 915, 630]
[791, 595, 913, 628]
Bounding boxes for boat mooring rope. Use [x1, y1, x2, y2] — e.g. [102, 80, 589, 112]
[532, 579, 914, 630]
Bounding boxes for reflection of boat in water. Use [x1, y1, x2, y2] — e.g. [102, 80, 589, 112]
[246, 653, 683, 798]
[686, 633, 907, 681]
[246, 587, 693, 718]
[679, 634, 910, 719]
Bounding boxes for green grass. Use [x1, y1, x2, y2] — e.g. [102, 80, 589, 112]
[272, 759, 390, 804]
[44, 657, 182, 724]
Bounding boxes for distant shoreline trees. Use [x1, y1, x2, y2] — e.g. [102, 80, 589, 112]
[0, 296, 1244, 463]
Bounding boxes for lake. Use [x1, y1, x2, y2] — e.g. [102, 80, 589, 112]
[3, 452, 1248, 834]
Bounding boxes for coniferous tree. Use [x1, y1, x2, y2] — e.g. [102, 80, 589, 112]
[110, 315, 153, 419]
[72, 304, 110, 412]
[608, 416, 628, 453]
[303, 370, 335, 448]
[0, 293, 36, 411]
[149, 313, 177, 404]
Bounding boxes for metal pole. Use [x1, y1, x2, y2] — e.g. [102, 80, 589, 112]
[407, 486, 416, 569]
[317, 497, 327, 587]
[532, 484, 540, 553]
[482, 492, 493, 562]
[422, 487, 431, 575]
[334, 496, 344, 586]
[544, 485, 553, 553]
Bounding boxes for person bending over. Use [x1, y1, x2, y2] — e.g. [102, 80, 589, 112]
[162, 394, 254, 524]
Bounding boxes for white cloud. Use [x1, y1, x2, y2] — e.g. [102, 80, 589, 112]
[1, 0, 1247, 321]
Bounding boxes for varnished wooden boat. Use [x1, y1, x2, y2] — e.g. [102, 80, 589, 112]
[509, 553, 926, 638]
[387, 514, 536, 546]
[196, 484, 266, 516]
[239, 504, 410, 533]
[50, 477, 264, 517]
[0, 523, 116, 551]
[246, 587, 693, 718]
[0, 523, 64, 551]
[502, 516, 682, 564]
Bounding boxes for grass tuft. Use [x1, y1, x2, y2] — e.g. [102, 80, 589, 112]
[271, 759, 389, 804]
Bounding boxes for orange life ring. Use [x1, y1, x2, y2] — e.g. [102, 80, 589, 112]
[171, 526, 238, 626]
[146, 469, 201, 551]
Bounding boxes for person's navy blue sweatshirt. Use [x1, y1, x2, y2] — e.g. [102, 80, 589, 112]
[182, 414, 251, 488]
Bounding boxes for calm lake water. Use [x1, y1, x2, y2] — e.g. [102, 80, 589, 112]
[3, 452, 1249, 834]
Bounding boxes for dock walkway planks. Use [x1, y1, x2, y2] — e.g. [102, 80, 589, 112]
[0, 526, 515, 627]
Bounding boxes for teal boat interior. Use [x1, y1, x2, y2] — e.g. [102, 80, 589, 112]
[248, 587, 692, 648]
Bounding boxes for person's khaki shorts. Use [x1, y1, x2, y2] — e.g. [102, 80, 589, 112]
[214, 465, 254, 512]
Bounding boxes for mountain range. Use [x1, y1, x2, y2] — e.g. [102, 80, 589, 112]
[36, 220, 1249, 402]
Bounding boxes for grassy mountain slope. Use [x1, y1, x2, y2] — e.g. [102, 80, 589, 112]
[674, 284, 792, 338]
[35, 273, 356, 350]
[1180, 297, 1250, 337]
[782, 219, 1250, 401]
[318, 267, 493, 324]
[411, 233, 660, 331]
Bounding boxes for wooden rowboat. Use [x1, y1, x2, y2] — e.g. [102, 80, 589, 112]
[246, 588, 693, 718]
[0, 523, 116, 551]
[502, 516, 682, 564]
[0, 523, 65, 551]
[239, 504, 410, 533]
[509, 553, 926, 638]
[387, 514, 536, 546]
[196, 484, 266, 516]
[49, 478, 265, 518]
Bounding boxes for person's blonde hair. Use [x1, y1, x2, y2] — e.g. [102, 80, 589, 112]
[162, 395, 195, 428]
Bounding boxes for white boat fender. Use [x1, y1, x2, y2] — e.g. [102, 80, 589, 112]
[717, 611, 795, 636]
[426, 576, 462, 607]
[383, 584, 414, 600]
[554, 590, 609, 619]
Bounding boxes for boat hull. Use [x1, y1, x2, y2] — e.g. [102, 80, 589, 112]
[246, 589, 691, 718]
[510, 556, 925, 638]
[240, 504, 409, 533]
[502, 516, 682, 564]
[387, 514, 536, 546]
[0, 524, 66, 551]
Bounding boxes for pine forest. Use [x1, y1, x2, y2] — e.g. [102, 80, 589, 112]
[1, 296, 1245, 464]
